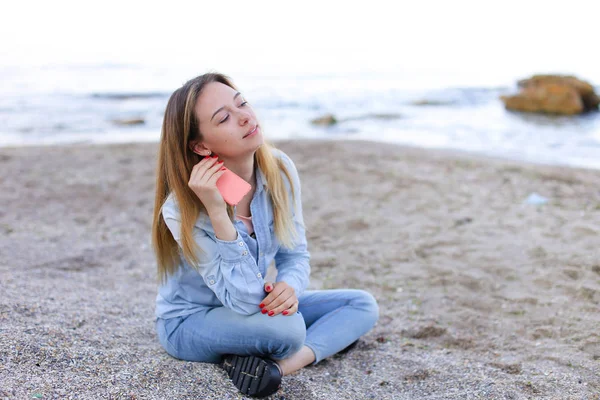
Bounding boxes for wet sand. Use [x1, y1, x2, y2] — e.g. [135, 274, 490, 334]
[1, 139, 599, 399]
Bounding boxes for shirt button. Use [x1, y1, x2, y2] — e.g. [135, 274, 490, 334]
[209, 279, 215, 285]
[257, 272, 262, 278]
[238, 242, 244, 247]
[242, 250, 248, 256]
[259, 252, 263, 256]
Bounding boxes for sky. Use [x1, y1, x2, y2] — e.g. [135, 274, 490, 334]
[1, 0, 598, 83]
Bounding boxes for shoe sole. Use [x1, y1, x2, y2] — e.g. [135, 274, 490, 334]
[222, 354, 281, 397]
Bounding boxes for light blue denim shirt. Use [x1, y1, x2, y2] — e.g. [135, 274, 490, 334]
[155, 148, 310, 319]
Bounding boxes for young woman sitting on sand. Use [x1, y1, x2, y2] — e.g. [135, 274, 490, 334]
[151, 72, 379, 398]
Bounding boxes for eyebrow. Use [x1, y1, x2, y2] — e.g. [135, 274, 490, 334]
[210, 92, 242, 122]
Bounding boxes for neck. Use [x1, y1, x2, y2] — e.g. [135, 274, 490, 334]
[222, 153, 256, 187]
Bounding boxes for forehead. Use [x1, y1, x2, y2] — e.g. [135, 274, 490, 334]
[195, 82, 237, 123]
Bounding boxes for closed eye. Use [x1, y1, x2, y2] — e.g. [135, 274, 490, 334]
[219, 101, 248, 124]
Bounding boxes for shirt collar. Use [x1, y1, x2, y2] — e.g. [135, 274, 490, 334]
[255, 162, 267, 192]
[230, 162, 266, 216]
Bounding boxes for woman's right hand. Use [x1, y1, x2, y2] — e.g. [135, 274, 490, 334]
[188, 155, 228, 214]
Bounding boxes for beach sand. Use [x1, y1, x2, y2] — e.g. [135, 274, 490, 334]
[1, 139, 599, 399]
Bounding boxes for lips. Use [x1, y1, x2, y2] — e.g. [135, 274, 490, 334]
[243, 125, 258, 138]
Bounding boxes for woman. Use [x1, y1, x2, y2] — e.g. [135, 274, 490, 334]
[151, 72, 379, 398]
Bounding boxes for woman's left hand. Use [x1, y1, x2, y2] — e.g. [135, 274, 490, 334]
[259, 281, 298, 317]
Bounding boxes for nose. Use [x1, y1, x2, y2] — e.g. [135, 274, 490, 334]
[237, 109, 251, 125]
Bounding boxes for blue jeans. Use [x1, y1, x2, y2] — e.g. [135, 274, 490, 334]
[155, 289, 379, 366]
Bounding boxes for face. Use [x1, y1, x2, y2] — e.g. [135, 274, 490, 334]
[191, 82, 263, 158]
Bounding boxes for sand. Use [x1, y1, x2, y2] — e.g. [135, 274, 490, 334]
[0, 139, 599, 399]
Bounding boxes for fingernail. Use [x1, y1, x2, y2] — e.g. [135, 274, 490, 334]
[217, 160, 224, 164]
[220, 167, 226, 170]
[259, 303, 265, 308]
[266, 286, 271, 291]
[283, 310, 288, 315]
[261, 308, 268, 314]
[268, 311, 274, 316]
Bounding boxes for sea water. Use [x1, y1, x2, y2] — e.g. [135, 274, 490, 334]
[1, 64, 599, 170]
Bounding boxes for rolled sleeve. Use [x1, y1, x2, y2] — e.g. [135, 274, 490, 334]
[275, 252, 310, 298]
[274, 152, 311, 298]
[214, 230, 252, 262]
[163, 212, 265, 315]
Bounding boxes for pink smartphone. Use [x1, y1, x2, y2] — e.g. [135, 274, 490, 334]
[216, 168, 252, 206]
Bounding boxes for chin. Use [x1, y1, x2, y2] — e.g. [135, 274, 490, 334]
[252, 134, 264, 147]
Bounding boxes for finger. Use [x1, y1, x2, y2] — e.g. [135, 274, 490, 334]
[206, 166, 227, 186]
[260, 283, 280, 305]
[259, 282, 274, 309]
[203, 158, 226, 182]
[283, 301, 299, 316]
[190, 156, 218, 183]
[208, 158, 224, 170]
[197, 156, 221, 181]
[196, 154, 218, 170]
[269, 295, 297, 316]
[265, 290, 295, 314]
[194, 159, 224, 189]
[261, 284, 287, 308]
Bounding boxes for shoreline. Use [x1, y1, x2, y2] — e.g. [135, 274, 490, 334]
[1, 138, 598, 399]
[2, 136, 600, 174]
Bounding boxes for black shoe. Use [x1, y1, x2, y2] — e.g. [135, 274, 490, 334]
[221, 354, 282, 398]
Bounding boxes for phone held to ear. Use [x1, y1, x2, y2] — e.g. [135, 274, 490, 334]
[216, 168, 252, 206]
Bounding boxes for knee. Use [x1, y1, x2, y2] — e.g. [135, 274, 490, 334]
[277, 311, 306, 350]
[263, 311, 306, 359]
[353, 290, 380, 326]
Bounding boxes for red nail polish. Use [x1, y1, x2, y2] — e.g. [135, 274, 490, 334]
[268, 310, 274, 316]
[283, 310, 288, 315]
[259, 303, 265, 308]
[266, 286, 271, 291]
[217, 160, 224, 164]
[261, 308, 268, 314]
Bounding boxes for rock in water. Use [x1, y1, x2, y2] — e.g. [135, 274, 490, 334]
[500, 74, 599, 115]
[519, 75, 600, 110]
[112, 118, 146, 126]
[310, 113, 337, 126]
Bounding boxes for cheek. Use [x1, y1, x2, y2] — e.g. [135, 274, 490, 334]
[213, 129, 234, 143]
[223, 130, 243, 142]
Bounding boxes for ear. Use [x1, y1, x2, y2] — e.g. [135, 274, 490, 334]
[189, 140, 211, 157]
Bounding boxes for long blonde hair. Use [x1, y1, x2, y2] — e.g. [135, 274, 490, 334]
[151, 72, 298, 284]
